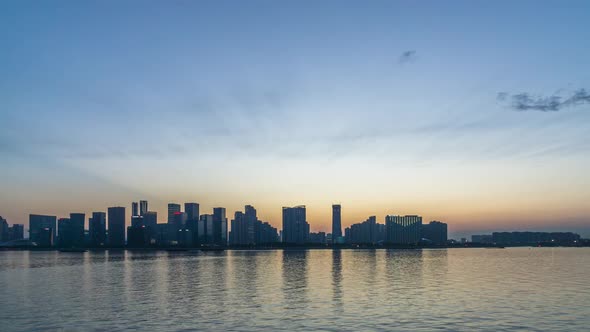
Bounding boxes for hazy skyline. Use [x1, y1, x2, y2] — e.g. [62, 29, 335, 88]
[1, 1, 589, 238]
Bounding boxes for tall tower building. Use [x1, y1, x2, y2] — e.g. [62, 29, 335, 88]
[132, 202, 139, 217]
[69, 213, 86, 247]
[168, 203, 181, 223]
[212, 207, 227, 246]
[139, 200, 148, 216]
[89, 212, 107, 247]
[282, 206, 309, 244]
[185, 203, 200, 222]
[108, 207, 126, 247]
[332, 204, 342, 243]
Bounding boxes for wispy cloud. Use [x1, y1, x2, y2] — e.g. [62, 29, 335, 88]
[498, 89, 590, 112]
[398, 50, 417, 64]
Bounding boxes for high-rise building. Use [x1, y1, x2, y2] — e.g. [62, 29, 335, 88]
[185, 203, 199, 222]
[168, 203, 181, 223]
[57, 218, 71, 247]
[0, 217, 9, 242]
[172, 212, 187, 226]
[198, 214, 214, 245]
[143, 211, 158, 245]
[282, 206, 309, 244]
[131, 202, 139, 217]
[139, 200, 148, 216]
[421, 221, 447, 245]
[89, 212, 107, 247]
[9, 224, 24, 241]
[332, 204, 342, 243]
[69, 213, 85, 247]
[345, 216, 384, 244]
[230, 205, 279, 246]
[385, 215, 422, 245]
[212, 207, 227, 246]
[108, 207, 126, 247]
[29, 214, 57, 247]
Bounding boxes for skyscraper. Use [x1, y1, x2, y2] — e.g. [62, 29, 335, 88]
[108, 207, 126, 247]
[132, 202, 139, 217]
[282, 206, 309, 244]
[69, 213, 85, 247]
[89, 212, 107, 247]
[185, 203, 199, 222]
[421, 221, 448, 245]
[332, 204, 342, 243]
[212, 207, 227, 246]
[29, 214, 57, 247]
[168, 203, 181, 223]
[139, 200, 148, 216]
[385, 215, 422, 245]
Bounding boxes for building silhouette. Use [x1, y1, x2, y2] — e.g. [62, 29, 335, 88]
[385, 215, 422, 245]
[108, 207, 126, 247]
[491, 231, 580, 245]
[198, 214, 214, 245]
[131, 202, 139, 217]
[282, 206, 309, 244]
[29, 214, 57, 247]
[89, 212, 106, 247]
[139, 200, 148, 216]
[421, 220, 448, 245]
[332, 204, 342, 244]
[167, 203, 181, 223]
[212, 207, 227, 246]
[345, 216, 385, 244]
[230, 205, 279, 245]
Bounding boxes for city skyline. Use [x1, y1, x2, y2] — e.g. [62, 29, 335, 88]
[2, 198, 587, 241]
[1, 1, 590, 239]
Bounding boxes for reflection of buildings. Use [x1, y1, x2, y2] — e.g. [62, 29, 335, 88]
[29, 214, 57, 247]
[282, 206, 309, 244]
[421, 221, 448, 245]
[385, 215, 422, 245]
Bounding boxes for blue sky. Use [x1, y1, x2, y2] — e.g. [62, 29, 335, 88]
[1, 1, 589, 238]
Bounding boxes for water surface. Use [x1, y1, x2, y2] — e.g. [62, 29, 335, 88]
[1, 248, 588, 331]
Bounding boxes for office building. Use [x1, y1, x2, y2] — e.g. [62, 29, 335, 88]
[421, 221, 448, 245]
[132, 202, 139, 217]
[108, 207, 126, 247]
[309, 232, 327, 244]
[89, 212, 107, 247]
[29, 214, 57, 247]
[345, 216, 384, 244]
[198, 214, 214, 245]
[332, 204, 342, 243]
[282, 206, 309, 244]
[0, 217, 9, 242]
[212, 207, 227, 246]
[385, 215, 422, 245]
[229, 205, 279, 245]
[139, 200, 148, 216]
[185, 203, 199, 222]
[168, 203, 181, 223]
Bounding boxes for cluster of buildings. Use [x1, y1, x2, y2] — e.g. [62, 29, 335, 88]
[0, 216, 24, 243]
[471, 232, 581, 245]
[8, 202, 450, 248]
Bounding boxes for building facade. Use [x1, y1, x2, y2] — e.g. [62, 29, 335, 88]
[108, 207, 126, 247]
[282, 206, 309, 244]
[385, 215, 422, 245]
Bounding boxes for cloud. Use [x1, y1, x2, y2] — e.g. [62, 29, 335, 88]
[498, 89, 590, 112]
[398, 50, 417, 64]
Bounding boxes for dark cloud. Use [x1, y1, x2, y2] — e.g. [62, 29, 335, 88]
[399, 50, 417, 64]
[498, 89, 590, 112]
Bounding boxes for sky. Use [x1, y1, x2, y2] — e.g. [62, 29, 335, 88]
[1, 1, 589, 239]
